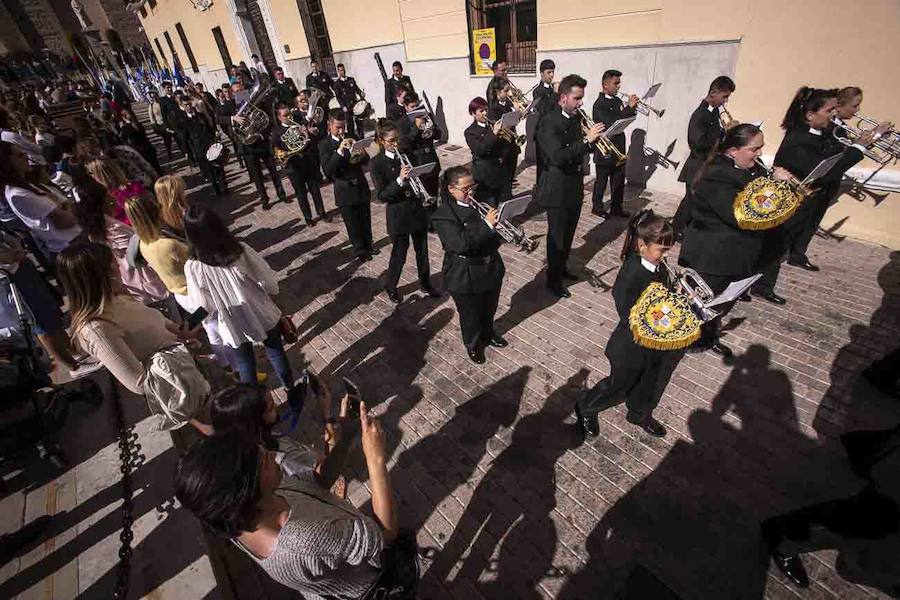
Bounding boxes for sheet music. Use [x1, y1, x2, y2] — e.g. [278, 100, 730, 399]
[498, 194, 532, 222]
[642, 82, 662, 100]
[499, 111, 521, 129]
[409, 162, 436, 177]
[405, 108, 428, 120]
[604, 116, 636, 138]
[803, 152, 846, 186]
[705, 274, 762, 308]
[350, 137, 376, 154]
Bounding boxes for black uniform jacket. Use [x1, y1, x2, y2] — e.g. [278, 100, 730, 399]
[270, 120, 316, 175]
[774, 126, 863, 196]
[370, 151, 429, 236]
[488, 99, 521, 154]
[272, 77, 299, 106]
[678, 100, 724, 185]
[532, 82, 558, 117]
[333, 77, 363, 109]
[318, 135, 370, 207]
[397, 116, 441, 169]
[592, 94, 636, 165]
[182, 112, 216, 159]
[431, 200, 505, 295]
[306, 71, 334, 99]
[384, 75, 415, 107]
[464, 121, 505, 190]
[536, 109, 590, 209]
[216, 99, 237, 134]
[679, 155, 767, 277]
[606, 253, 667, 362]
[158, 95, 178, 125]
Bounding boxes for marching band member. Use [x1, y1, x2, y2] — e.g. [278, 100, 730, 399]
[680, 124, 797, 355]
[431, 165, 507, 365]
[673, 76, 736, 235]
[484, 57, 509, 101]
[228, 82, 288, 210]
[179, 96, 226, 195]
[487, 78, 520, 194]
[318, 109, 375, 262]
[270, 105, 326, 227]
[536, 74, 605, 298]
[386, 84, 409, 123]
[215, 86, 244, 167]
[272, 66, 299, 107]
[305, 59, 334, 106]
[756, 87, 880, 298]
[574, 210, 674, 439]
[398, 92, 441, 198]
[531, 59, 558, 188]
[333, 63, 365, 138]
[370, 120, 437, 304]
[294, 89, 327, 193]
[591, 69, 638, 218]
[384, 61, 415, 113]
[464, 97, 509, 207]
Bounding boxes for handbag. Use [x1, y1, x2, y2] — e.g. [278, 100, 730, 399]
[359, 528, 420, 600]
[278, 314, 298, 344]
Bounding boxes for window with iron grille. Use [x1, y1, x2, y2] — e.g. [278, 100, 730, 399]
[175, 23, 199, 72]
[466, 0, 536, 75]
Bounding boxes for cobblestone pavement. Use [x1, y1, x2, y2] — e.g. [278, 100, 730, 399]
[2, 120, 897, 599]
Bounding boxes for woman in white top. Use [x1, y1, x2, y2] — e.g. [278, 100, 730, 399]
[1, 141, 82, 259]
[183, 205, 302, 407]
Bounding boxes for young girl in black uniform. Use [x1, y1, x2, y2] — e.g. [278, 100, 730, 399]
[574, 210, 675, 439]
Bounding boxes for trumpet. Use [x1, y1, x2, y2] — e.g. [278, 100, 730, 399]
[487, 118, 526, 147]
[719, 106, 738, 130]
[338, 135, 369, 164]
[834, 116, 900, 163]
[643, 146, 680, 169]
[399, 152, 435, 208]
[506, 81, 534, 117]
[660, 259, 718, 322]
[577, 108, 626, 166]
[468, 194, 538, 253]
[617, 92, 666, 118]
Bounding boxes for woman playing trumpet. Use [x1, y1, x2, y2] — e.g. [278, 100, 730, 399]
[431, 165, 507, 365]
[464, 97, 511, 207]
[488, 79, 522, 194]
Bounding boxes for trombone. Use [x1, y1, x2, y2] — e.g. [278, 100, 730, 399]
[831, 118, 897, 164]
[617, 92, 666, 118]
[577, 108, 626, 165]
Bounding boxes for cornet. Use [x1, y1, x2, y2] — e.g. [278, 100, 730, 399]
[577, 108, 626, 165]
[834, 117, 900, 163]
[467, 194, 538, 253]
[399, 152, 435, 208]
[487, 118, 526, 147]
[617, 92, 665, 118]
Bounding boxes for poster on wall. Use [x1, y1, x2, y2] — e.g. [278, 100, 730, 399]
[472, 27, 496, 76]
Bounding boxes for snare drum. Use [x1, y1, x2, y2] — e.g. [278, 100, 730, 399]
[205, 142, 230, 166]
[352, 99, 371, 117]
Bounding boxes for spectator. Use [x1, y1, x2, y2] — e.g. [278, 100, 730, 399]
[84, 157, 143, 225]
[118, 109, 162, 174]
[154, 174, 188, 235]
[182, 205, 300, 405]
[1, 108, 47, 166]
[56, 241, 212, 434]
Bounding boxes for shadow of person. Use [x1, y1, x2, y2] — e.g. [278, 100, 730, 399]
[276, 242, 367, 315]
[496, 276, 558, 338]
[295, 275, 381, 347]
[240, 218, 304, 254]
[624, 128, 653, 187]
[569, 195, 649, 272]
[265, 229, 339, 272]
[557, 344, 849, 600]
[813, 251, 900, 442]
[428, 369, 589, 599]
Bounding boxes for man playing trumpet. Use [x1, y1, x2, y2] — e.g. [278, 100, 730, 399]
[271, 105, 327, 226]
[591, 69, 639, 219]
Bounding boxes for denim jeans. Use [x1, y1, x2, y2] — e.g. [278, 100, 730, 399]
[234, 326, 294, 389]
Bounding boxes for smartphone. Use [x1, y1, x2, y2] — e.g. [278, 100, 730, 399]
[342, 376, 362, 417]
[186, 307, 209, 330]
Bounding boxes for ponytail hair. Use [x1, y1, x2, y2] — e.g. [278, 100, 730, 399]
[620, 209, 674, 261]
[781, 86, 837, 131]
[440, 164, 471, 206]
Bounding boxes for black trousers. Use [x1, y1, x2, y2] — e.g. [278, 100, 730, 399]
[787, 192, 830, 261]
[174, 131, 195, 167]
[286, 169, 325, 222]
[577, 330, 664, 424]
[592, 161, 626, 212]
[386, 230, 430, 291]
[545, 203, 582, 288]
[450, 287, 501, 351]
[151, 125, 173, 158]
[244, 148, 285, 201]
[695, 272, 738, 346]
[340, 203, 373, 257]
[672, 183, 693, 235]
[198, 158, 226, 193]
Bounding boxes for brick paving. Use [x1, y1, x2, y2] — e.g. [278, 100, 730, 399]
[2, 114, 898, 599]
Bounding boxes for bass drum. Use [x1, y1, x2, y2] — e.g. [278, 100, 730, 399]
[352, 99, 372, 117]
[205, 142, 230, 166]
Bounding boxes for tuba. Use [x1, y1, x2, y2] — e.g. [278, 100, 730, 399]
[577, 108, 626, 165]
[234, 76, 275, 144]
[273, 117, 309, 166]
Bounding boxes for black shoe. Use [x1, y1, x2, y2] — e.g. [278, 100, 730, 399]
[357, 254, 371, 263]
[323, 214, 333, 223]
[574, 403, 600, 437]
[369, 247, 381, 256]
[739, 291, 752, 302]
[420, 283, 441, 298]
[306, 219, 318, 227]
[487, 334, 508, 348]
[562, 270, 579, 281]
[467, 346, 486, 364]
[710, 340, 733, 357]
[261, 199, 271, 211]
[279, 195, 289, 204]
[548, 284, 571, 298]
[611, 208, 631, 218]
[636, 416, 667, 437]
[770, 552, 810, 588]
[591, 208, 610, 219]
[787, 256, 819, 272]
[385, 287, 402, 304]
[753, 290, 787, 305]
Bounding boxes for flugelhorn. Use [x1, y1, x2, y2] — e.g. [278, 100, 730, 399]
[617, 92, 665, 118]
[468, 193, 538, 253]
[719, 106, 738, 130]
[577, 108, 626, 165]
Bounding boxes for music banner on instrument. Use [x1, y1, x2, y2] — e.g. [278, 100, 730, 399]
[472, 28, 497, 76]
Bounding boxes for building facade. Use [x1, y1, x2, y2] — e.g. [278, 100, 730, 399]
[136, 0, 900, 248]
